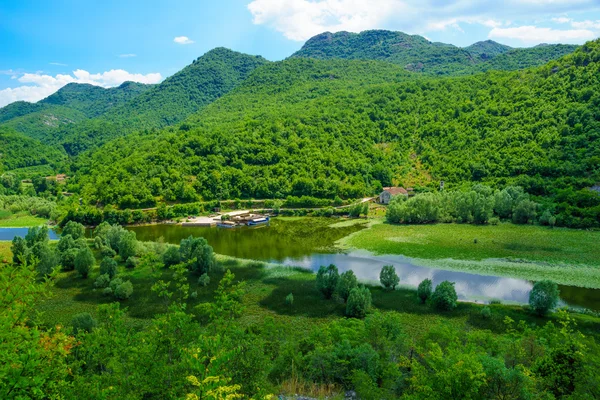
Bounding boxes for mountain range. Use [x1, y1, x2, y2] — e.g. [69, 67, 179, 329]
[0, 30, 598, 228]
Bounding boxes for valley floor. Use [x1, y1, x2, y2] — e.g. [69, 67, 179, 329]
[338, 219, 600, 288]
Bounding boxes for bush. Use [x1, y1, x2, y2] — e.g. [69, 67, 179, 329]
[180, 236, 215, 275]
[198, 273, 210, 287]
[337, 270, 358, 302]
[379, 265, 399, 290]
[316, 264, 339, 299]
[94, 273, 111, 289]
[125, 256, 139, 269]
[431, 281, 458, 311]
[99, 257, 118, 279]
[163, 246, 181, 267]
[75, 247, 95, 278]
[489, 217, 499, 226]
[100, 246, 117, 258]
[33, 243, 59, 276]
[102, 287, 113, 296]
[481, 306, 492, 319]
[346, 286, 372, 318]
[114, 280, 134, 300]
[417, 279, 432, 304]
[529, 280, 559, 316]
[118, 231, 138, 262]
[62, 221, 86, 240]
[285, 293, 294, 307]
[71, 312, 97, 334]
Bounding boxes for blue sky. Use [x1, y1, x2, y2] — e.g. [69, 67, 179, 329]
[1, 0, 600, 107]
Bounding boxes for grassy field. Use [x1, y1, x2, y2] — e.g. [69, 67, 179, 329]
[35, 251, 600, 342]
[338, 220, 600, 288]
[0, 211, 48, 227]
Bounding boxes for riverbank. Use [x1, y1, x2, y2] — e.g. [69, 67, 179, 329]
[338, 219, 600, 288]
[0, 211, 48, 227]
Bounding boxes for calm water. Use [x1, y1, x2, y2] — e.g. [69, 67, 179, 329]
[0, 227, 60, 241]
[127, 219, 600, 311]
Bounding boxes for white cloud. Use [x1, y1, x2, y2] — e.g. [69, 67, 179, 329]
[571, 20, 600, 29]
[0, 69, 162, 108]
[174, 36, 194, 45]
[119, 53, 137, 58]
[489, 25, 596, 43]
[551, 17, 572, 23]
[247, 0, 600, 42]
[49, 62, 68, 66]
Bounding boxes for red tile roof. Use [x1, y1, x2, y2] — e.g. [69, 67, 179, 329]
[383, 187, 408, 195]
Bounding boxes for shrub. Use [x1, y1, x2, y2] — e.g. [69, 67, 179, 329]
[489, 217, 499, 225]
[198, 273, 210, 287]
[94, 273, 111, 289]
[60, 247, 79, 271]
[99, 257, 118, 279]
[114, 280, 134, 300]
[180, 236, 215, 275]
[163, 246, 181, 267]
[346, 286, 372, 318]
[417, 279, 433, 304]
[109, 278, 123, 292]
[62, 221, 86, 240]
[75, 247, 95, 278]
[316, 264, 339, 299]
[529, 280, 559, 316]
[71, 312, 97, 334]
[285, 293, 294, 307]
[379, 265, 399, 290]
[118, 231, 138, 262]
[102, 287, 113, 296]
[431, 281, 458, 311]
[33, 243, 59, 276]
[11, 236, 27, 265]
[337, 270, 358, 302]
[100, 246, 116, 258]
[125, 256, 140, 269]
[481, 306, 492, 319]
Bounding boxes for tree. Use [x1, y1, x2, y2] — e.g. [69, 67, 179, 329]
[94, 273, 111, 289]
[117, 231, 137, 262]
[75, 247, 95, 278]
[417, 278, 433, 303]
[513, 199, 537, 224]
[62, 221, 86, 240]
[179, 236, 215, 276]
[25, 226, 48, 248]
[32, 242, 58, 276]
[99, 257, 118, 279]
[11, 236, 27, 265]
[432, 281, 458, 311]
[60, 247, 79, 271]
[71, 312, 97, 334]
[379, 265, 399, 290]
[163, 245, 181, 267]
[346, 286, 372, 318]
[337, 270, 359, 302]
[316, 264, 339, 299]
[529, 280, 559, 316]
[114, 280, 134, 300]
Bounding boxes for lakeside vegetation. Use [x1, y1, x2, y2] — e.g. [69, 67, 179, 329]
[2, 223, 600, 398]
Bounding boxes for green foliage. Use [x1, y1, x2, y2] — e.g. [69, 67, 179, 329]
[71, 312, 97, 334]
[198, 273, 210, 287]
[117, 230, 137, 262]
[379, 265, 399, 290]
[417, 278, 433, 304]
[179, 235, 215, 275]
[94, 273, 111, 289]
[113, 280, 134, 300]
[163, 245, 181, 266]
[431, 281, 458, 311]
[481, 306, 492, 319]
[529, 280, 560, 316]
[10, 236, 27, 264]
[0, 127, 65, 171]
[99, 257, 118, 279]
[74, 246, 94, 278]
[285, 292, 294, 307]
[62, 220, 86, 240]
[346, 286, 372, 318]
[316, 264, 339, 299]
[336, 270, 359, 302]
[33, 242, 59, 276]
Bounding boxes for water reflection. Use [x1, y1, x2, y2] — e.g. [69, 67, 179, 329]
[279, 251, 534, 304]
[0, 227, 59, 241]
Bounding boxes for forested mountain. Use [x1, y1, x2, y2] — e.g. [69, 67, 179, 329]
[291, 30, 578, 75]
[70, 40, 600, 227]
[0, 81, 153, 142]
[0, 127, 65, 171]
[0, 48, 269, 155]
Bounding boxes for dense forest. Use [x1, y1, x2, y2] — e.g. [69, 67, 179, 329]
[0, 127, 65, 172]
[291, 30, 578, 75]
[59, 40, 600, 227]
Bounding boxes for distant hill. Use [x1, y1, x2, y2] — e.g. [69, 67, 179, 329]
[0, 81, 154, 142]
[0, 48, 270, 155]
[0, 127, 65, 171]
[291, 30, 578, 75]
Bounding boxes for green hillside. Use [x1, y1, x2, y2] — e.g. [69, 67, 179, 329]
[292, 30, 578, 75]
[0, 127, 65, 171]
[0, 81, 154, 142]
[72, 41, 600, 227]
